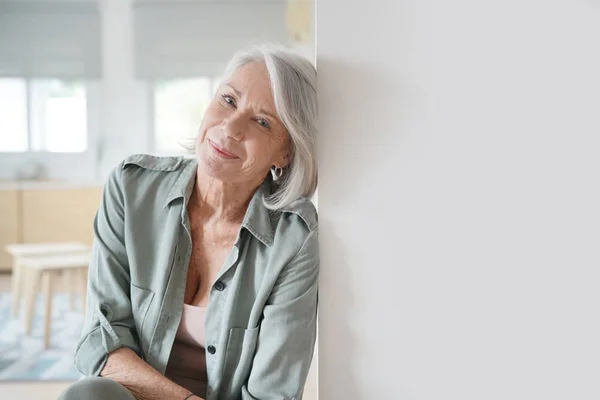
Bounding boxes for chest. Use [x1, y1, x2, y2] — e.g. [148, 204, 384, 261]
[184, 216, 240, 305]
[189, 223, 237, 274]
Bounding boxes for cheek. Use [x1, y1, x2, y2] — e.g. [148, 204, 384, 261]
[199, 102, 225, 134]
[246, 135, 283, 163]
[267, 130, 290, 159]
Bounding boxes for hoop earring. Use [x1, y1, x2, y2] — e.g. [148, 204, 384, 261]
[271, 166, 283, 181]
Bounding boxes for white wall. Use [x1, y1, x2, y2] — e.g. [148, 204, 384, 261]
[317, 1, 600, 399]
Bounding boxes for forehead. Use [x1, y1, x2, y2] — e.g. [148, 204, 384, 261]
[225, 62, 276, 110]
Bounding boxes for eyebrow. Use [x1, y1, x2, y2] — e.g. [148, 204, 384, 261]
[225, 84, 280, 122]
[225, 84, 242, 97]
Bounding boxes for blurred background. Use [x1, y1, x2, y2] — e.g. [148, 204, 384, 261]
[0, 0, 315, 398]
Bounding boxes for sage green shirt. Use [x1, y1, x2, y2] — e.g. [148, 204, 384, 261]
[74, 154, 319, 400]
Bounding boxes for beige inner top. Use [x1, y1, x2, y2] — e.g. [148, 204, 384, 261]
[164, 304, 208, 398]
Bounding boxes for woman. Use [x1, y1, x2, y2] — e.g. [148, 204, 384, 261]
[59, 44, 318, 400]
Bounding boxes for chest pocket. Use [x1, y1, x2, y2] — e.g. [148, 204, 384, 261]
[130, 283, 155, 358]
[221, 326, 260, 397]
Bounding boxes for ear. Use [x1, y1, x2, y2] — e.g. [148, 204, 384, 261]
[275, 153, 291, 169]
[272, 143, 291, 169]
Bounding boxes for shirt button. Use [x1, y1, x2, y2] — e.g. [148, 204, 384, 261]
[214, 281, 226, 291]
[207, 345, 216, 354]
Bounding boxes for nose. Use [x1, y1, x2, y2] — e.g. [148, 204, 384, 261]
[221, 113, 246, 141]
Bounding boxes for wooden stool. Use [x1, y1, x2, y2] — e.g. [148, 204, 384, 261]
[19, 252, 91, 349]
[6, 242, 90, 317]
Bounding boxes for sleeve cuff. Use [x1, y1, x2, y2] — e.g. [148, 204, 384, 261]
[73, 323, 140, 376]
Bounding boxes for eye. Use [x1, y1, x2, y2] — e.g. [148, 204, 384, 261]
[221, 94, 236, 107]
[256, 118, 271, 129]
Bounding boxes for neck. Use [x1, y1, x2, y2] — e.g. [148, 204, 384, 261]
[190, 167, 265, 223]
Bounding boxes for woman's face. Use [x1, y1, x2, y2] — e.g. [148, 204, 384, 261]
[196, 61, 289, 185]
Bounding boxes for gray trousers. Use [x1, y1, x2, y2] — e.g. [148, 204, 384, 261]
[58, 377, 137, 400]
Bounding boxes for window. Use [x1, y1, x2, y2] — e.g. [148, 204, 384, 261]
[30, 80, 88, 152]
[0, 78, 88, 153]
[153, 78, 220, 153]
[0, 79, 28, 152]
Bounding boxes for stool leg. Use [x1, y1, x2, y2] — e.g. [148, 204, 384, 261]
[42, 271, 53, 349]
[65, 269, 75, 312]
[11, 259, 22, 317]
[79, 268, 88, 315]
[23, 268, 40, 335]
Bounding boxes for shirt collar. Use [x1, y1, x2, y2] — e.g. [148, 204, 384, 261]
[164, 159, 274, 246]
[240, 178, 274, 246]
[163, 158, 197, 209]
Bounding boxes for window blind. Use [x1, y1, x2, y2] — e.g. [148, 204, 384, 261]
[0, 1, 102, 79]
[133, 1, 289, 79]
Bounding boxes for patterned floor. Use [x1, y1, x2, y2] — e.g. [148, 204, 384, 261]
[0, 292, 84, 381]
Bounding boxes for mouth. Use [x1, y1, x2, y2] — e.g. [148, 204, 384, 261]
[208, 139, 237, 159]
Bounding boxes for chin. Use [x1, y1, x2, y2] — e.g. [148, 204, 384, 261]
[197, 146, 234, 182]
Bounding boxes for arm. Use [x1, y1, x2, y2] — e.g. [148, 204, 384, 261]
[101, 348, 203, 400]
[242, 229, 319, 400]
[73, 164, 202, 400]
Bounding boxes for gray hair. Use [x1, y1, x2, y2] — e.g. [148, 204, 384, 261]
[220, 44, 317, 211]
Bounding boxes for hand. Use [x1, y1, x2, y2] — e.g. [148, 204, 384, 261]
[183, 394, 204, 400]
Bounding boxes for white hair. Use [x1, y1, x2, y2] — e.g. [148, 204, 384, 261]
[221, 44, 318, 211]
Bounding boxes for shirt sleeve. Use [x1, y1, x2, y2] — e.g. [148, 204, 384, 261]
[242, 229, 319, 400]
[73, 162, 141, 376]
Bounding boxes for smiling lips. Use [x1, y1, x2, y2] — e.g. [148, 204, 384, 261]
[208, 139, 237, 159]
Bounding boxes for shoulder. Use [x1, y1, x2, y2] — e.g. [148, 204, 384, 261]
[278, 197, 318, 234]
[268, 196, 318, 258]
[105, 154, 195, 199]
[121, 153, 190, 172]
[112, 153, 194, 182]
